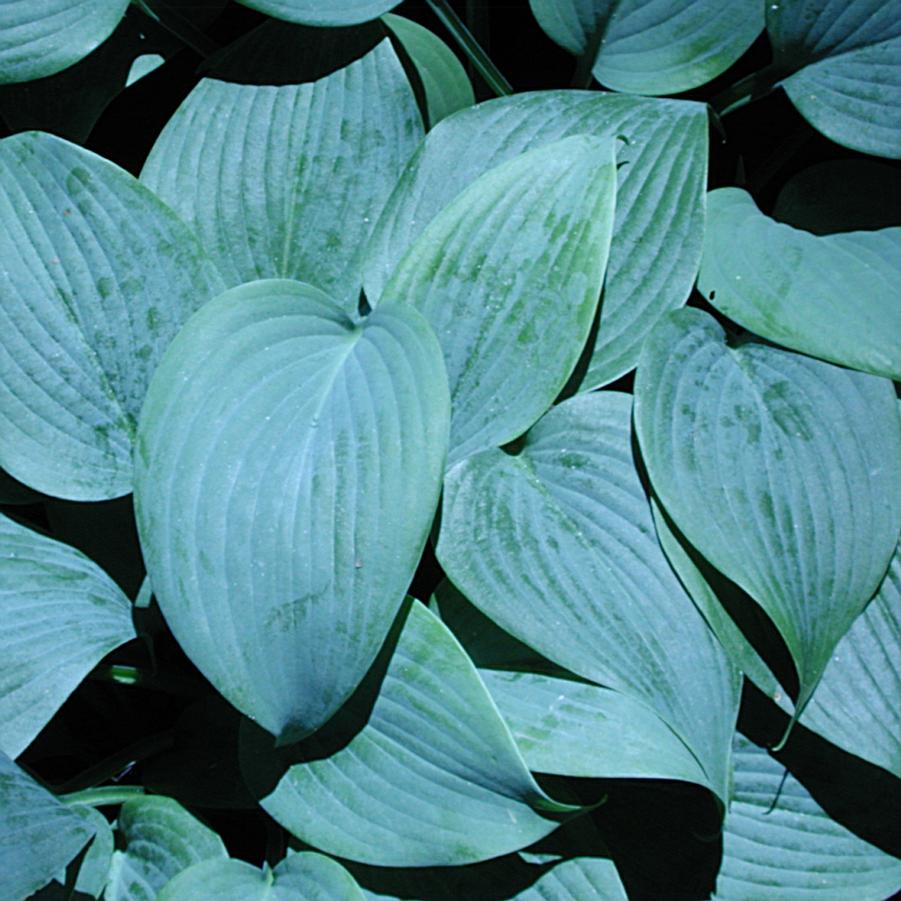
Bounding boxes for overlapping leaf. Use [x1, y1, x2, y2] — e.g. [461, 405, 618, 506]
[0, 131, 223, 500]
[0, 751, 95, 901]
[141, 38, 421, 313]
[383, 14, 474, 127]
[529, 0, 763, 94]
[249, 601, 576, 866]
[235, 0, 401, 26]
[0, 513, 135, 759]
[105, 796, 227, 901]
[438, 391, 739, 803]
[134, 280, 449, 743]
[380, 135, 616, 462]
[714, 735, 901, 899]
[158, 852, 364, 900]
[365, 91, 707, 389]
[0, 0, 129, 85]
[699, 188, 901, 380]
[767, 0, 901, 158]
[58, 805, 114, 898]
[634, 309, 901, 724]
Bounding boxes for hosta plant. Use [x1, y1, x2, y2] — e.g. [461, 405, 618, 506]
[1, 1, 899, 899]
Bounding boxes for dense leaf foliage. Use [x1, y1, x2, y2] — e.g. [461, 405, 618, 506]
[0, 1, 898, 899]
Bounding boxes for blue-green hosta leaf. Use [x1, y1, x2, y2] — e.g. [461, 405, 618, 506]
[141, 39, 421, 313]
[529, 0, 762, 94]
[381, 135, 616, 463]
[105, 796, 226, 901]
[767, 0, 901, 159]
[365, 91, 707, 389]
[714, 735, 901, 899]
[699, 188, 901, 380]
[0, 751, 95, 901]
[158, 852, 364, 900]
[52, 805, 114, 898]
[0, 132, 223, 500]
[0, 0, 129, 85]
[234, 0, 400, 26]
[0, 513, 135, 759]
[383, 15, 474, 127]
[481, 671, 713, 788]
[135, 280, 449, 743]
[254, 601, 576, 866]
[437, 391, 739, 804]
[634, 308, 901, 722]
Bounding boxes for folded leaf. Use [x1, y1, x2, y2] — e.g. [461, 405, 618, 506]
[0, 131, 223, 500]
[768, 0, 901, 158]
[0, 513, 135, 758]
[634, 308, 901, 725]
[135, 280, 449, 742]
[529, 0, 763, 94]
[249, 601, 576, 866]
[438, 391, 739, 804]
[381, 135, 616, 462]
[699, 188, 901, 380]
[141, 38, 421, 313]
[714, 735, 901, 899]
[0, 751, 95, 901]
[365, 91, 707, 389]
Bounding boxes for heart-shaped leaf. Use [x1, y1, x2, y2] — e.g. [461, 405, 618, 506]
[158, 852, 364, 900]
[234, 0, 401, 26]
[105, 796, 226, 901]
[0, 0, 129, 85]
[365, 91, 707, 389]
[529, 0, 763, 94]
[767, 0, 901, 158]
[0, 131, 223, 500]
[438, 391, 739, 803]
[383, 14, 474, 127]
[0, 750, 95, 901]
[141, 38, 421, 313]
[248, 601, 576, 866]
[634, 308, 901, 725]
[699, 188, 901, 380]
[0, 513, 135, 759]
[135, 279, 449, 743]
[381, 134, 616, 462]
[714, 735, 901, 899]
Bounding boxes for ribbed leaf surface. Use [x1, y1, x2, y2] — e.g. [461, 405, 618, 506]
[634, 309, 901, 719]
[438, 391, 739, 803]
[0, 132, 223, 500]
[529, 0, 762, 94]
[365, 91, 706, 389]
[253, 602, 575, 866]
[135, 280, 449, 743]
[0, 513, 134, 759]
[235, 0, 400, 26]
[700, 188, 901, 380]
[141, 39, 421, 313]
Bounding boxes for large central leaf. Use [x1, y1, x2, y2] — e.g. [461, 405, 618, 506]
[134, 280, 449, 743]
[634, 309, 901, 722]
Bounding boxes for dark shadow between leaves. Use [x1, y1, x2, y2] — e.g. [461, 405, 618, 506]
[203, 19, 387, 86]
[555, 283, 606, 402]
[239, 596, 411, 801]
[739, 681, 901, 857]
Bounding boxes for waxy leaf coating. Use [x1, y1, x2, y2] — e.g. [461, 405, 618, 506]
[135, 280, 449, 743]
[235, 0, 401, 26]
[635, 309, 901, 721]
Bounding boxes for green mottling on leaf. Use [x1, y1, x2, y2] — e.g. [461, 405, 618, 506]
[97, 276, 115, 299]
[65, 166, 93, 194]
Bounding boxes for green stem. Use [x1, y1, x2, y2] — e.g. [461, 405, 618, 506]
[51, 730, 174, 794]
[89, 664, 206, 697]
[131, 0, 220, 58]
[60, 785, 147, 808]
[426, 0, 513, 97]
[710, 63, 783, 116]
[570, 29, 604, 89]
